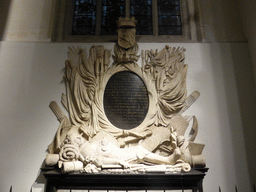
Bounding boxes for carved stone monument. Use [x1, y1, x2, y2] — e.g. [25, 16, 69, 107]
[45, 17, 206, 175]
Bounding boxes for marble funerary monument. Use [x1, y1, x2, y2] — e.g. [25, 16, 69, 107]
[44, 17, 206, 181]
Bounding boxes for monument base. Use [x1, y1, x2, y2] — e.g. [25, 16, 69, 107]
[42, 167, 208, 192]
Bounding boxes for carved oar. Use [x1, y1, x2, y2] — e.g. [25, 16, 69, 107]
[49, 101, 67, 123]
[178, 90, 200, 115]
[176, 91, 200, 141]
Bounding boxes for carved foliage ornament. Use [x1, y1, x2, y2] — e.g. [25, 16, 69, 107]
[46, 17, 205, 174]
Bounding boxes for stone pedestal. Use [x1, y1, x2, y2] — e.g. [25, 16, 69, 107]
[42, 167, 208, 192]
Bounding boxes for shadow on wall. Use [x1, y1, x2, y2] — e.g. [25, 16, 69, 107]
[204, 0, 254, 188]
[229, 45, 256, 189]
[31, 161, 47, 192]
[0, 0, 12, 40]
[41, 0, 57, 41]
[217, 44, 256, 191]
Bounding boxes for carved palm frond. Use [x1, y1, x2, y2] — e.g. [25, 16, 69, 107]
[65, 46, 112, 138]
[144, 46, 187, 126]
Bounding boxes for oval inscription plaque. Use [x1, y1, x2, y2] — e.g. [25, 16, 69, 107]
[103, 71, 149, 130]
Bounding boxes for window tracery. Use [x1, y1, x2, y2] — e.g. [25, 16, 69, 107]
[53, 0, 201, 42]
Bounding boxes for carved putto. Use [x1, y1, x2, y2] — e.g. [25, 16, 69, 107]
[45, 17, 206, 174]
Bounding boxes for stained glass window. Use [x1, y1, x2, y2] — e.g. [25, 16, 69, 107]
[130, 0, 153, 35]
[71, 0, 182, 36]
[158, 0, 182, 35]
[101, 0, 125, 35]
[72, 0, 97, 35]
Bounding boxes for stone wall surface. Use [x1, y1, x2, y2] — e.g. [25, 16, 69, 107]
[0, 42, 255, 192]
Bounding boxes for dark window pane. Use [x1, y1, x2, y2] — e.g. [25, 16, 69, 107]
[72, 0, 97, 35]
[158, 0, 182, 35]
[101, 0, 125, 35]
[130, 0, 153, 35]
[71, 0, 182, 36]
[158, 26, 182, 35]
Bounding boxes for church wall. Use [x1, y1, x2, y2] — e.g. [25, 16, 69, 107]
[0, 42, 254, 192]
[236, 0, 256, 85]
[1, 0, 55, 42]
[1, 0, 256, 191]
